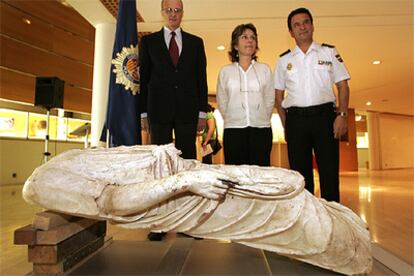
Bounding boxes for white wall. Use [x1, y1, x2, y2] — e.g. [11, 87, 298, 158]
[378, 114, 414, 169]
[357, 148, 369, 169]
[0, 139, 84, 185]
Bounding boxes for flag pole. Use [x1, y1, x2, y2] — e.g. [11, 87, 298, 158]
[106, 129, 110, 148]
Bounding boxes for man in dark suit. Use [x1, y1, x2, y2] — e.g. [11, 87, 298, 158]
[139, 0, 208, 160]
[139, 0, 208, 241]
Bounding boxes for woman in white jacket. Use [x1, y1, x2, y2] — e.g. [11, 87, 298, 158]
[217, 23, 274, 166]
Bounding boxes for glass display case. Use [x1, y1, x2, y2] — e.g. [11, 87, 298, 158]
[0, 108, 90, 142]
[0, 108, 28, 138]
[67, 119, 90, 142]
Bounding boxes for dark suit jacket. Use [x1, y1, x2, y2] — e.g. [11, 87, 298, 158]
[139, 28, 208, 124]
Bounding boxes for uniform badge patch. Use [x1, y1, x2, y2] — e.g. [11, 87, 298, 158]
[287, 63, 292, 70]
[318, 60, 332, 66]
[322, 43, 335, 48]
[335, 54, 344, 63]
[280, 49, 291, 57]
[112, 44, 140, 95]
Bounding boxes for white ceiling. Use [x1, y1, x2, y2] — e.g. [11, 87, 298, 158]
[68, 0, 414, 116]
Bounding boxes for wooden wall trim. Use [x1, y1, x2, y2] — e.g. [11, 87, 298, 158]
[1, 3, 94, 65]
[0, 68, 36, 103]
[1, 0, 95, 114]
[1, 2, 53, 49]
[2, 0, 95, 41]
[64, 86, 92, 113]
[0, 68, 92, 113]
[53, 28, 94, 65]
[1, 35, 93, 90]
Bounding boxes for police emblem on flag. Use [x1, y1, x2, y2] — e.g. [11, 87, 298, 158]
[112, 45, 140, 95]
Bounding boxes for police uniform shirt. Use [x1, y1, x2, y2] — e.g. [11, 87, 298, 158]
[274, 42, 350, 109]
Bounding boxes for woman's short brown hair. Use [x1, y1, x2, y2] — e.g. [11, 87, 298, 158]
[228, 23, 259, 62]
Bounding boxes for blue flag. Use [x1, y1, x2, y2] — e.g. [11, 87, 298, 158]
[104, 0, 141, 146]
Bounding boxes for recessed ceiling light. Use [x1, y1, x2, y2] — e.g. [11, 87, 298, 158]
[366, 101, 372, 106]
[59, 0, 72, 7]
[372, 60, 381, 65]
[217, 45, 226, 51]
[22, 18, 31, 25]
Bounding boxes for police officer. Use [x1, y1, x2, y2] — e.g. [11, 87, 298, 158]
[274, 7, 350, 202]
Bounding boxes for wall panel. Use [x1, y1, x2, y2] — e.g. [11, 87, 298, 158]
[340, 109, 358, 171]
[64, 86, 92, 113]
[0, 68, 92, 113]
[379, 114, 414, 169]
[0, 2, 53, 50]
[53, 28, 94, 64]
[1, 35, 92, 89]
[0, 68, 35, 103]
[1, 2, 94, 65]
[1, 0, 94, 114]
[0, 139, 84, 185]
[3, 0, 94, 40]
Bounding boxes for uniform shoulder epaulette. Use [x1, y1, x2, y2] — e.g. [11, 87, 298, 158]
[279, 49, 291, 57]
[322, 43, 335, 48]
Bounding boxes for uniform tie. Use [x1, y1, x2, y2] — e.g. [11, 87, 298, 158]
[169, 31, 179, 66]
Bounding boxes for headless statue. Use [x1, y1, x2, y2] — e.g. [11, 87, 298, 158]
[23, 144, 372, 275]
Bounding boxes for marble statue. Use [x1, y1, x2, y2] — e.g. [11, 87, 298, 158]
[23, 144, 372, 275]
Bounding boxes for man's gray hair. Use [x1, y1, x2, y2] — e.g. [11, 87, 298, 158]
[161, 0, 183, 9]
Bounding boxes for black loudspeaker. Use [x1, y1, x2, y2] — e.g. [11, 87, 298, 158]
[35, 77, 65, 110]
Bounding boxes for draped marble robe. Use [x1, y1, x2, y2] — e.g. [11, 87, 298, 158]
[23, 144, 372, 275]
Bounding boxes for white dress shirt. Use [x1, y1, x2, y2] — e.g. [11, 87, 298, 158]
[217, 61, 275, 129]
[274, 42, 350, 109]
[163, 26, 182, 54]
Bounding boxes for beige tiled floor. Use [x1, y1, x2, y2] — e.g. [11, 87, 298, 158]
[1, 168, 413, 275]
[340, 169, 414, 265]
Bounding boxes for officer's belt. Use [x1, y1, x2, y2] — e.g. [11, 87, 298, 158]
[286, 102, 335, 116]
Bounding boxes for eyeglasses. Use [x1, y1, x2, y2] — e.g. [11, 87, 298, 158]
[162, 7, 183, 14]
